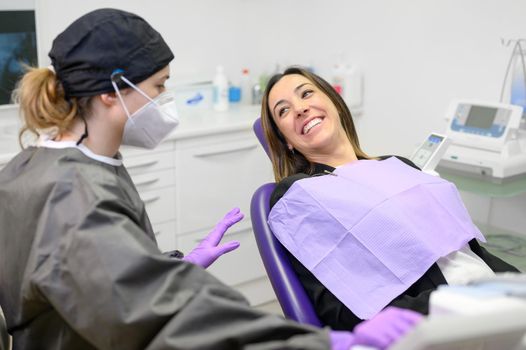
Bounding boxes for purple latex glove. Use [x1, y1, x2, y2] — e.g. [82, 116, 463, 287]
[330, 307, 422, 350]
[353, 306, 423, 349]
[329, 330, 356, 350]
[183, 208, 244, 268]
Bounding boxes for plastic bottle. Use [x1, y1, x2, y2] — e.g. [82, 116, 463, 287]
[213, 65, 229, 111]
[344, 65, 363, 110]
[331, 63, 345, 96]
[331, 62, 363, 110]
[240, 69, 252, 105]
[252, 83, 262, 105]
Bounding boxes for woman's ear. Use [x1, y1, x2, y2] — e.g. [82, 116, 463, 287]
[99, 92, 119, 107]
[99, 92, 120, 107]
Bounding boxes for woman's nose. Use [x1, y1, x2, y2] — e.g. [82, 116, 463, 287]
[295, 104, 309, 117]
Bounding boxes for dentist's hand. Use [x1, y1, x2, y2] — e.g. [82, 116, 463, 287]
[330, 307, 422, 350]
[183, 208, 244, 268]
[352, 306, 423, 349]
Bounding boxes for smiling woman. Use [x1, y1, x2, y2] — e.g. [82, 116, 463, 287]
[261, 66, 372, 182]
[261, 66, 520, 332]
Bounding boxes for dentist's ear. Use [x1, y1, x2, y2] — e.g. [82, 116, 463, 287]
[99, 92, 119, 107]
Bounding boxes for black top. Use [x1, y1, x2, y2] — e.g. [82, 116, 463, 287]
[270, 156, 519, 331]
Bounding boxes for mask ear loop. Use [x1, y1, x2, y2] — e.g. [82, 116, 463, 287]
[119, 75, 156, 104]
[111, 70, 135, 125]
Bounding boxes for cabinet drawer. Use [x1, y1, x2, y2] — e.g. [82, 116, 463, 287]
[152, 220, 176, 253]
[176, 224, 266, 286]
[175, 136, 272, 234]
[131, 169, 175, 192]
[141, 186, 176, 224]
[123, 150, 175, 176]
[120, 141, 173, 158]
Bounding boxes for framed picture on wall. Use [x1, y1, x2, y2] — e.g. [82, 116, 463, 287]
[0, 10, 38, 106]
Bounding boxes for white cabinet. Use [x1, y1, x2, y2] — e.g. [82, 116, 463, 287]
[174, 130, 269, 234]
[121, 142, 177, 253]
[169, 108, 275, 306]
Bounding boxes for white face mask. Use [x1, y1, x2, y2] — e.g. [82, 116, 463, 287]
[111, 74, 179, 149]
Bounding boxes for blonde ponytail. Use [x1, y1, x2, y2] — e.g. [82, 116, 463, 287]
[12, 67, 90, 147]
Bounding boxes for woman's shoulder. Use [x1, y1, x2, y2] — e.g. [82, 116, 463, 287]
[379, 155, 421, 170]
[7, 147, 129, 200]
[270, 173, 312, 209]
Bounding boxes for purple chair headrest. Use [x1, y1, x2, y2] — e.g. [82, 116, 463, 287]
[252, 118, 271, 158]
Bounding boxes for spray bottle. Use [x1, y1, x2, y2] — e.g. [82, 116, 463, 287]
[213, 65, 229, 111]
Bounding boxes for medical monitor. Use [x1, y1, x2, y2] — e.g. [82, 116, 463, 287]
[0, 10, 38, 105]
[464, 106, 498, 130]
[445, 100, 523, 152]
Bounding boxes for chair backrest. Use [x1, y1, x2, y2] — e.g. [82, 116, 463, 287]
[250, 118, 322, 327]
[252, 115, 271, 158]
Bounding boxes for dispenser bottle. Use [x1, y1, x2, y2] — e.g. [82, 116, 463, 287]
[240, 68, 251, 105]
[213, 65, 229, 111]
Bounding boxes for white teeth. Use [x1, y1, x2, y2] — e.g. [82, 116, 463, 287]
[303, 118, 322, 134]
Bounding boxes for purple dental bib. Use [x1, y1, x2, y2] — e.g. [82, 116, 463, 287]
[268, 157, 485, 319]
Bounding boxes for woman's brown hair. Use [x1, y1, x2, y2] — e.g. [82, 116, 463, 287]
[260, 66, 371, 182]
[12, 67, 92, 147]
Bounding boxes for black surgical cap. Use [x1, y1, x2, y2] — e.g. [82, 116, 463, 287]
[49, 8, 174, 98]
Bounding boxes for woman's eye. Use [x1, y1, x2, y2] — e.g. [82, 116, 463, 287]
[302, 90, 313, 98]
[278, 107, 289, 117]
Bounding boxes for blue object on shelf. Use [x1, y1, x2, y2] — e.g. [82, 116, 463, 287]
[186, 92, 204, 105]
[229, 86, 241, 103]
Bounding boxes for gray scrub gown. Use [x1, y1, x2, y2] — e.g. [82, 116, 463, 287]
[0, 146, 330, 350]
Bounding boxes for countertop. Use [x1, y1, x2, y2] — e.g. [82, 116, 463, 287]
[0, 105, 262, 165]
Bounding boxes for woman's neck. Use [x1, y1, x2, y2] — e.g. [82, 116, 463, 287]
[305, 140, 358, 168]
[55, 116, 122, 158]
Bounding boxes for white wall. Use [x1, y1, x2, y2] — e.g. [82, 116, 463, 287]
[5, 0, 526, 233]
[34, 0, 526, 155]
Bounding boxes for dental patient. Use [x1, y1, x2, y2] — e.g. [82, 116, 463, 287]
[261, 66, 519, 331]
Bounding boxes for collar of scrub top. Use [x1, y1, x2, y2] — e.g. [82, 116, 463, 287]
[37, 134, 123, 166]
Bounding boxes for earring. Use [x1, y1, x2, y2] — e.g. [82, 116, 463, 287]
[288, 144, 295, 155]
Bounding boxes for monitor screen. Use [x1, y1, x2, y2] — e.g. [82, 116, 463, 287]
[0, 10, 37, 105]
[464, 105, 497, 130]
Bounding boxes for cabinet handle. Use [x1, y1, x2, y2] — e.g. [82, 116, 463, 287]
[134, 176, 160, 187]
[126, 159, 159, 170]
[142, 195, 161, 204]
[193, 144, 258, 158]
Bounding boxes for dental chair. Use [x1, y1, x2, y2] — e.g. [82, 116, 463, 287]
[250, 118, 322, 327]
